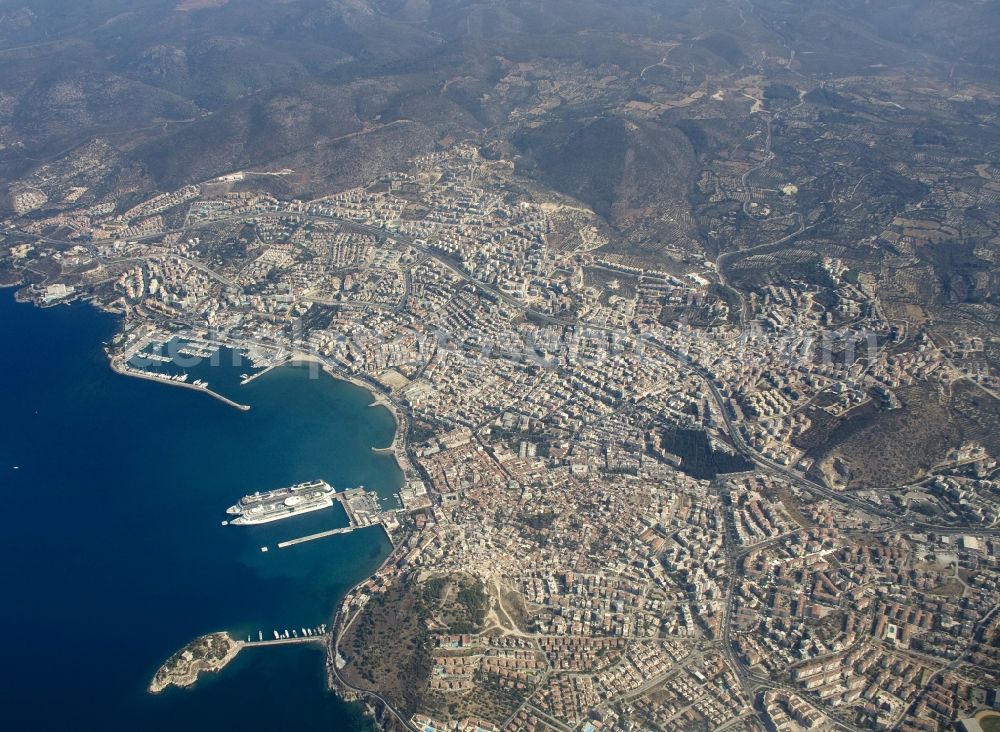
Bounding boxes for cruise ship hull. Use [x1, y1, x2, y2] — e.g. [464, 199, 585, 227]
[229, 497, 334, 525]
[225, 479, 335, 526]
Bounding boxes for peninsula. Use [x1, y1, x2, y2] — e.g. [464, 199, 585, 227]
[148, 632, 243, 694]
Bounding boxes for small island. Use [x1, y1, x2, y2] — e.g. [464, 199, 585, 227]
[148, 632, 243, 694]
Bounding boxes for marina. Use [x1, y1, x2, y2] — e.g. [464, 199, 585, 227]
[110, 358, 251, 411]
[108, 326, 281, 412]
[245, 624, 327, 647]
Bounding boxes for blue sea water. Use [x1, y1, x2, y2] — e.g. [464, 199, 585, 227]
[0, 291, 401, 731]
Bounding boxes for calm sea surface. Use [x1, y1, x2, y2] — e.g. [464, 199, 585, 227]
[0, 291, 401, 731]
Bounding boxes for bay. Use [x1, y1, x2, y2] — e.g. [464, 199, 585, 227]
[0, 291, 399, 731]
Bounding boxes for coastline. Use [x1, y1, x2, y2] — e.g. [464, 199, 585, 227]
[144, 350, 412, 722]
[2, 282, 407, 732]
[282, 351, 422, 726]
[285, 352, 414, 479]
[326, 541, 419, 732]
[128, 347, 407, 716]
[8, 285, 253, 414]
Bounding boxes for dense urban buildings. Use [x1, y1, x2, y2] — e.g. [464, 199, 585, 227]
[1, 1, 999, 731]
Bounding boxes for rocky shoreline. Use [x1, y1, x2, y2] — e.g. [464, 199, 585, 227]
[148, 632, 244, 694]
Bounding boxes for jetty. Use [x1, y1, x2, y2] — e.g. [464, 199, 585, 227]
[276, 487, 394, 548]
[244, 624, 328, 646]
[277, 487, 396, 548]
[239, 359, 283, 385]
[149, 623, 330, 693]
[278, 526, 364, 548]
[244, 635, 325, 647]
[110, 358, 251, 411]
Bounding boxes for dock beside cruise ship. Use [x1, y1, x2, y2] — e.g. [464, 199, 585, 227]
[223, 481, 399, 547]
